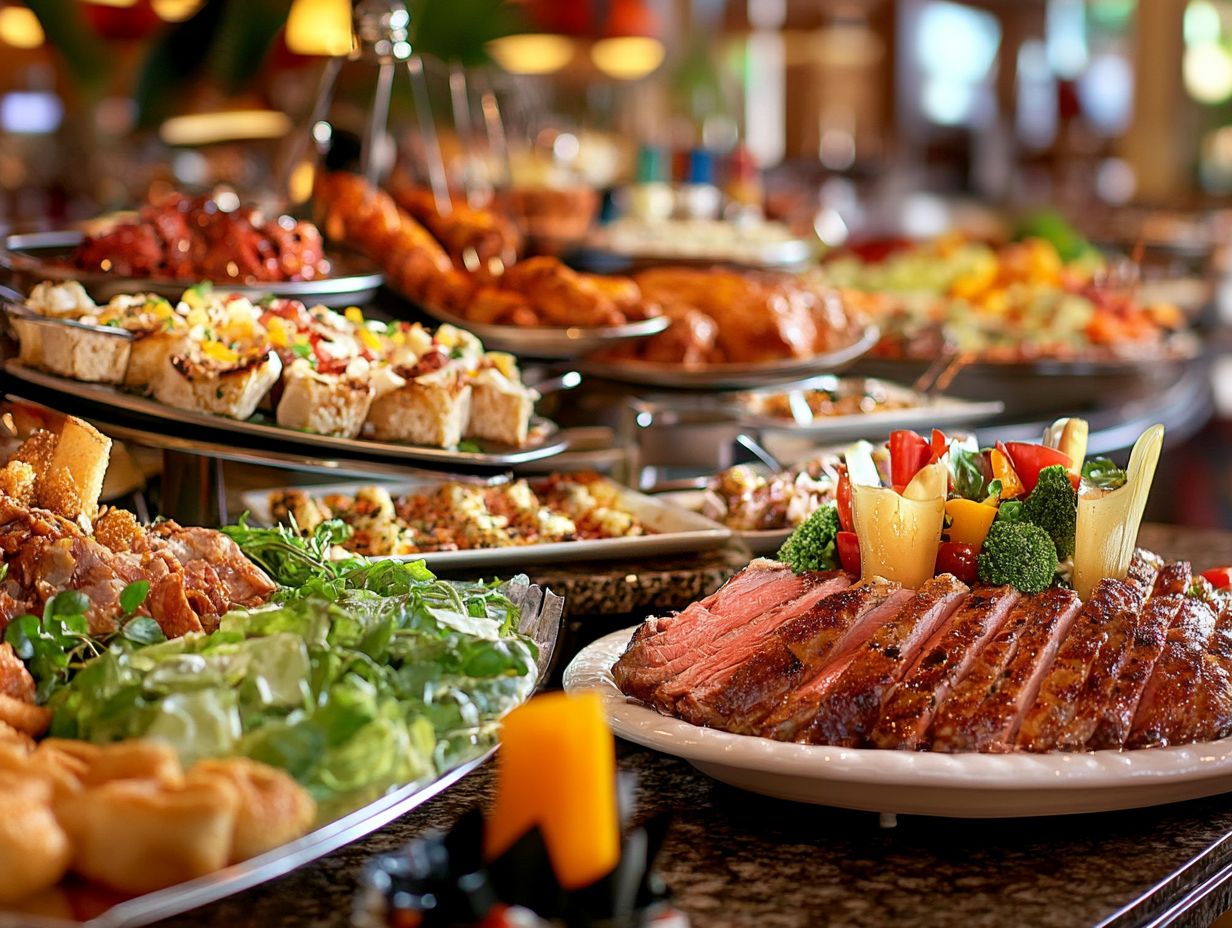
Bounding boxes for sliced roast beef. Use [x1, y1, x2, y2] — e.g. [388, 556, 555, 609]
[757, 580, 913, 741]
[794, 575, 968, 747]
[1127, 596, 1231, 747]
[1016, 579, 1142, 752]
[869, 585, 1020, 751]
[1151, 561, 1193, 597]
[1083, 590, 1187, 750]
[1126, 549, 1164, 597]
[611, 564, 820, 701]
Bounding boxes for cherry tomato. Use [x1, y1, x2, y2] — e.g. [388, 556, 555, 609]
[1201, 567, 1232, 590]
[929, 428, 949, 463]
[889, 430, 931, 488]
[1003, 442, 1072, 495]
[836, 467, 854, 533]
[837, 531, 861, 575]
[935, 541, 980, 584]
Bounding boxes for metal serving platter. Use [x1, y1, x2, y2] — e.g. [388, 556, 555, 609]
[579, 324, 880, 390]
[576, 226, 815, 272]
[240, 477, 733, 571]
[413, 300, 671, 360]
[1, 231, 385, 308]
[3, 362, 568, 472]
[0, 581, 564, 928]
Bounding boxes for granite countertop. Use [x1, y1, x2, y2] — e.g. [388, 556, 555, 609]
[150, 523, 1232, 928]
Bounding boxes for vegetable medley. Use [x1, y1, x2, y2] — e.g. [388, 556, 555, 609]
[777, 417, 1164, 600]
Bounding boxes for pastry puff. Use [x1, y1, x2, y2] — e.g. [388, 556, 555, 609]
[0, 774, 72, 905]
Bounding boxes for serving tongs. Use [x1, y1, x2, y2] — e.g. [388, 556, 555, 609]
[911, 342, 972, 398]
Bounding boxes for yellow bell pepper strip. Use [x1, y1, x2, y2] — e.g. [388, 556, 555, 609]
[990, 447, 1024, 500]
[1072, 424, 1164, 601]
[852, 483, 945, 589]
[945, 498, 999, 548]
[1043, 417, 1089, 477]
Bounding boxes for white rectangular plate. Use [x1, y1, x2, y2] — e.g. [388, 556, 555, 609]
[240, 478, 733, 571]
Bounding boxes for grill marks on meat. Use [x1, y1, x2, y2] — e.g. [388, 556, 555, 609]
[796, 575, 968, 747]
[869, 586, 1020, 750]
[1016, 580, 1142, 752]
[614, 556, 1232, 754]
[932, 588, 1082, 753]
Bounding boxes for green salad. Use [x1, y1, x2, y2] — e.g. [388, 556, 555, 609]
[16, 519, 541, 817]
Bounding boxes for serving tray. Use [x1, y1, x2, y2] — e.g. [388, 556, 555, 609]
[240, 477, 733, 571]
[566, 628, 1232, 819]
[1, 581, 564, 928]
[1, 231, 384, 308]
[2, 362, 568, 472]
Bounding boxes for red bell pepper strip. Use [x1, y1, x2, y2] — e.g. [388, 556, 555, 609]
[1003, 442, 1072, 495]
[929, 428, 949, 463]
[1201, 567, 1232, 590]
[889, 430, 931, 490]
[836, 467, 854, 533]
[837, 531, 861, 575]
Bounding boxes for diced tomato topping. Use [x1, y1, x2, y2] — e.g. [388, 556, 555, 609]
[837, 531, 861, 575]
[1201, 567, 1232, 590]
[889, 430, 931, 489]
[836, 467, 854, 533]
[1003, 442, 1072, 495]
[935, 541, 979, 584]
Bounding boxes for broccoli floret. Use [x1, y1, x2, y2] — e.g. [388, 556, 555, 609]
[777, 505, 841, 573]
[977, 521, 1058, 593]
[1022, 465, 1077, 559]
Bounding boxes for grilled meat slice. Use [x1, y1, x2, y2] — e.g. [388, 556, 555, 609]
[1126, 549, 1164, 596]
[1016, 579, 1142, 752]
[795, 576, 969, 747]
[1051, 585, 1147, 751]
[757, 580, 913, 741]
[1151, 561, 1193, 597]
[666, 575, 855, 726]
[870, 585, 1021, 751]
[1127, 594, 1232, 747]
[611, 564, 818, 702]
[931, 588, 1081, 753]
[143, 523, 276, 614]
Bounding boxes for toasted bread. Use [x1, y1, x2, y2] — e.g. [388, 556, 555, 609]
[125, 331, 192, 391]
[275, 360, 374, 438]
[153, 351, 282, 421]
[38, 418, 111, 522]
[366, 367, 472, 448]
[11, 316, 132, 385]
[466, 368, 536, 447]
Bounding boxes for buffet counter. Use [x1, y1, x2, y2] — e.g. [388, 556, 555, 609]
[150, 524, 1232, 928]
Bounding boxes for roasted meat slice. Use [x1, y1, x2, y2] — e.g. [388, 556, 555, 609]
[1126, 548, 1164, 596]
[1016, 579, 1143, 752]
[144, 522, 275, 613]
[1127, 595, 1232, 747]
[651, 573, 852, 712]
[931, 588, 1081, 753]
[757, 579, 913, 741]
[611, 565, 834, 704]
[795, 575, 968, 747]
[1150, 561, 1193, 597]
[869, 585, 1021, 751]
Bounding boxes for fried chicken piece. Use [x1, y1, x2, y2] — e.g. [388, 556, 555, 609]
[0, 460, 36, 505]
[466, 287, 536, 325]
[499, 256, 625, 327]
[0, 642, 36, 703]
[79, 739, 183, 787]
[188, 758, 316, 862]
[28, 740, 94, 800]
[94, 506, 145, 553]
[59, 776, 240, 895]
[0, 774, 71, 906]
[0, 693, 51, 737]
[0, 720, 33, 752]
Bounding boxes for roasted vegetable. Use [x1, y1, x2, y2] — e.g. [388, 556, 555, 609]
[1022, 464, 1078, 559]
[776, 504, 842, 574]
[976, 521, 1058, 594]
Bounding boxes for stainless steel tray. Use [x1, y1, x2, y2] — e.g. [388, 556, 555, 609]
[1, 231, 385, 308]
[0, 580, 564, 928]
[413, 300, 671, 359]
[240, 477, 733, 571]
[579, 324, 879, 390]
[3, 361, 568, 471]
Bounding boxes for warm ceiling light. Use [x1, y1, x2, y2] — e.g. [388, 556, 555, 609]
[488, 34, 575, 75]
[160, 109, 292, 146]
[151, 0, 202, 21]
[590, 36, 665, 80]
[83, 0, 139, 7]
[285, 0, 353, 56]
[0, 6, 44, 48]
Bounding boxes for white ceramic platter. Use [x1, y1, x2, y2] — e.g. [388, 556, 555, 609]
[240, 478, 733, 571]
[564, 628, 1232, 819]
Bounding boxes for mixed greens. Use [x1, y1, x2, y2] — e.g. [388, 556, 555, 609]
[11, 518, 541, 816]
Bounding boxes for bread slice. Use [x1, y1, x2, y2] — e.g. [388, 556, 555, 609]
[275, 360, 374, 438]
[126, 331, 192, 392]
[366, 366, 472, 448]
[153, 351, 282, 421]
[11, 316, 132, 385]
[38, 417, 112, 522]
[466, 368, 536, 447]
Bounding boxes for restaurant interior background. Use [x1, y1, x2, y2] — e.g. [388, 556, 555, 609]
[0, 0, 1229, 527]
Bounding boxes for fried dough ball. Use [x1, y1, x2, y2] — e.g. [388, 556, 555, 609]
[79, 739, 183, 787]
[188, 758, 316, 862]
[58, 776, 239, 895]
[29, 739, 95, 801]
[0, 693, 51, 737]
[94, 506, 146, 553]
[0, 774, 72, 905]
[0, 460, 36, 505]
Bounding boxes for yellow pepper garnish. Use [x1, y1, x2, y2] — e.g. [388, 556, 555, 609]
[359, 328, 382, 353]
[345, 306, 364, 326]
[945, 498, 998, 548]
[267, 317, 290, 348]
[202, 341, 239, 364]
[990, 449, 1024, 500]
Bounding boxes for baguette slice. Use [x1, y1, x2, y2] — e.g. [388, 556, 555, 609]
[466, 368, 536, 447]
[37, 417, 112, 522]
[126, 331, 192, 391]
[366, 365, 472, 448]
[11, 316, 132, 385]
[275, 359, 374, 438]
[153, 351, 282, 421]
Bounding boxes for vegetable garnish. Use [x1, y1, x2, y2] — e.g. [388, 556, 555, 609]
[977, 521, 1057, 594]
[1081, 457, 1129, 491]
[1201, 567, 1232, 590]
[777, 505, 842, 574]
